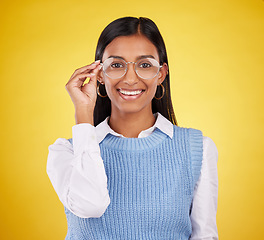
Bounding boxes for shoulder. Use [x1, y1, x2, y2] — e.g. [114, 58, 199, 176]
[172, 124, 202, 133]
[172, 126, 218, 160]
[172, 125, 203, 157]
[203, 136, 218, 150]
[172, 125, 203, 142]
[172, 125, 217, 154]
[202, 136, 218, 162]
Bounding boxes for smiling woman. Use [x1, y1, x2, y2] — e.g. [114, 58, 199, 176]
[47, 16, 219, 240]
[94, 17, 176, 129]
[96, 34, 169, 133]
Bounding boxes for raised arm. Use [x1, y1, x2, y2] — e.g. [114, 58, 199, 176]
[47, 61, 110, 218]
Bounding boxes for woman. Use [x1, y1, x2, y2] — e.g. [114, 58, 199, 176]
[47, 16, 218, 239]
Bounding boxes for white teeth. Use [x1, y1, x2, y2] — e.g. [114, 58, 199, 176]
[119, 89, 143, 96]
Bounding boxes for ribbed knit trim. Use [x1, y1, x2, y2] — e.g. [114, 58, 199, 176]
[100, 127, 169, 151]
[188, 128, 203, 187]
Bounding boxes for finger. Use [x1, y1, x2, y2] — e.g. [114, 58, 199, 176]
[70, 64, 97, 80]
[66, 72, 96, 88]
[74, 60, 100, 74]
[70, 60, 101, 80]
[77, 60, 100, 73]
[88, 64, 102, 86]
[72, 63, 101, 87]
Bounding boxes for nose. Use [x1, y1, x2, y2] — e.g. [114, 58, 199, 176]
[123, 62, 139, 85]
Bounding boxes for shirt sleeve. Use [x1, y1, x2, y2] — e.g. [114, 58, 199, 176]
[190, 136, 219, 240]
[46, 123, 110, 218]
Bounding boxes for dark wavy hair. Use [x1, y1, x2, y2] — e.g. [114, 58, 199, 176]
[94, 16, 177, 126]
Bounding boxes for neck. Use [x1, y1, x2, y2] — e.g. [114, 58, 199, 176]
[109, 107, 156, 138]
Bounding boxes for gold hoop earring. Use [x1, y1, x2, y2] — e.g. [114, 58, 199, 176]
[154, 84, 165, 100]
[97, 82, 108, 98]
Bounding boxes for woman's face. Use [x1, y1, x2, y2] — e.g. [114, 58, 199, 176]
[98, 34, 168, 116]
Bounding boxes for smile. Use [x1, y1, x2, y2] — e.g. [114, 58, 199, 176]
[118, 89, 144, 96]
[117, 88, 145, 100]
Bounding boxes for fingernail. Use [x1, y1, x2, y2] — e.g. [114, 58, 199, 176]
[90, 73, 95, 76]
[95, 60, 100, 63]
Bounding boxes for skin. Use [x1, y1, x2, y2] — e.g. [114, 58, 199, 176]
[65, 34, 168, 138]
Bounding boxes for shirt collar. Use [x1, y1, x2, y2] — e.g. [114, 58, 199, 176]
[95, 112, 173, 143]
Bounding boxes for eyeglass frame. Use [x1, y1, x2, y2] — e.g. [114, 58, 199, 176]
[100, 57, 163, 80]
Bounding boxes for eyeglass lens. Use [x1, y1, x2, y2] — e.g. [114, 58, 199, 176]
[102, 57, 160, 79]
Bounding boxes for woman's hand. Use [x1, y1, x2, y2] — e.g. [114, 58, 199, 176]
[65, 60, 102, 125]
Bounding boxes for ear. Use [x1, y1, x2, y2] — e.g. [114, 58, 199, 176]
[157, 62, 168, 85]
[97, 67, 105, 84]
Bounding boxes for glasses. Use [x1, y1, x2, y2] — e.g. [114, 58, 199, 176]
[100, 57, 162, 79]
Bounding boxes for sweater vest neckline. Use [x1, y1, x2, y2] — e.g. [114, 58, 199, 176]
[100, 127, 170, 151]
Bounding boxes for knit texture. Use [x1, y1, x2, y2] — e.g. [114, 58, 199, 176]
[65, 125, 203, 240]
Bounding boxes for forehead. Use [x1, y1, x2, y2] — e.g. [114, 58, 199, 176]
[102, 34, 159, 62]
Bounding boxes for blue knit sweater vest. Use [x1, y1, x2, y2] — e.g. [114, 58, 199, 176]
[65, 125, 203, 240]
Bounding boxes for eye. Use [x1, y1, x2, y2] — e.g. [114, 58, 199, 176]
[138, 60, 153, 68]
[140, 63, 151, 68]
[110, 62, 125, 68]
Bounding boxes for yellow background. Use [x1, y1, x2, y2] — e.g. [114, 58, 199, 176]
[1, 0, 263, 239]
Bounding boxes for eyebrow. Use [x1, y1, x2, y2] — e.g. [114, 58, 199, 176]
[107, 55, 156, 61]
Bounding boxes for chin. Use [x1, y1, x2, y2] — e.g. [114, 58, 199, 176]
[113, 101, 152, 116]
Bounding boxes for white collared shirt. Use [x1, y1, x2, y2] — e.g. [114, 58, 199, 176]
[47, 112, 218, 240]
